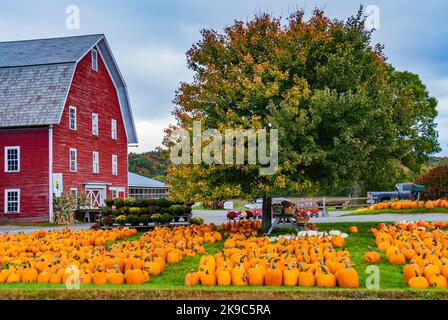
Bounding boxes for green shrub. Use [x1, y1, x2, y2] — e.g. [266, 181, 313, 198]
[104, 199, 114, 208]
[156, 198, 172, 208]
[169, 205, 184, 216]
[135, 199, 150, 207]
[161, 213, 173, 224]
[114, 198, 125, 209]
[101, 207, 114, 216]
[127, 214, 140, 225]
[139, 207, 150, 215]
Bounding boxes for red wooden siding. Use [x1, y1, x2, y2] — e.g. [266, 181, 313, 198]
[0, 127, 49, 223]
[52, 46, 128, 198]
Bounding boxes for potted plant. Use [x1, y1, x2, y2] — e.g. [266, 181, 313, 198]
[169, 204, 184, 222]
[227, 211, 236, 220]
[115, 215, 127, 226]
[151, 213, 162, 226]
[161, 213, 173, 225]
[104, 199, 114, 208]
[139, 214, 153, 225]
[101, 216, 114, 227]
[182, 205, 193, 221]
[127, 214, 139, 226]
[190, 217, 204, 225]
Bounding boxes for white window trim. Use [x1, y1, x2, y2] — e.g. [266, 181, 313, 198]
[92, 49, 98, 71]
[4, 146, 20, 173]
[69, 148, 77, 172]
[69, 106, 77, 131]
[111, 119, 117, 140]
[93, 151, 99, 174]
[4, 189, 20, 214]
[112, 154, 118, 176]
[92, 113, 99, 136]
[70, 188, 78, 196]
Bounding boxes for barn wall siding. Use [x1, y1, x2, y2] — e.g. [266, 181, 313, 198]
[0, 127, 49, 223]
[52, 46, 128, 198]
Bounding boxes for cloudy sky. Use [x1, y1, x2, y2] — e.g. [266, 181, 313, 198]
[0, 0, 447, 155]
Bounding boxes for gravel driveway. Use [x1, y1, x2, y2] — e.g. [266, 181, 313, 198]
[0, 223, 93, 234]
[192, 209, 448, 225]
[0, 210, 446, 234]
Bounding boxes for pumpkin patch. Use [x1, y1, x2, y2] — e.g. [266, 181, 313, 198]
[370, 221, 448, 289]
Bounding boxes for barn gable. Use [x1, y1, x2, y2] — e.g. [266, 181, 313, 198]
[0, 34, 138, 144]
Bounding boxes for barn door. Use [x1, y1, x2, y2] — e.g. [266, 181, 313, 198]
[86, 189, 102, 207]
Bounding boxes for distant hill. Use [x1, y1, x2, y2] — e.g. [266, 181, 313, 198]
[128, 151, 169, 182]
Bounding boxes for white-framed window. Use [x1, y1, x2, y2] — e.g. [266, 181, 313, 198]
[4, 189, 20, 214]
[111, 189, 118, 199]
[69, 148, 77, 172]
[4, 146, 20, 173]
[111, 119, 117, 140]
[92, 113, 99, 136]
[91, 49, 98, 71]
[70, 188, 78, 197]
[93, 151, 99, 174]
[112, 154, 118, 176]
[69, 106, 77, 131]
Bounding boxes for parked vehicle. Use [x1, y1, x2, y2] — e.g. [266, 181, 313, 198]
[244, 198, 289, 210]
[367, 183, 419, 204]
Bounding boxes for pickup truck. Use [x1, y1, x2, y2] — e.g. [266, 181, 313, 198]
[367, 183, 418, 204]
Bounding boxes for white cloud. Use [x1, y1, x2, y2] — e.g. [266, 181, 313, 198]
[119, 45, 193, 85]
[130, 117, 176, 153]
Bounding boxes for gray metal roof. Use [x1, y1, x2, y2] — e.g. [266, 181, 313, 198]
[128, 172, 168, 188]
[0, 63, 75, 127]
[0, 34, 103, 68]
[0, 35, 138, 144]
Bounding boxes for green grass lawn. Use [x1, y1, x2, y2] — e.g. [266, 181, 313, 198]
[342, 208, 448, 216]
[0, 222, 447, 299]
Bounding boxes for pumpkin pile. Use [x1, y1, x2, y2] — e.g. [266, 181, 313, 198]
[370, 222, 448, 288]
[187, 233, 358, 288]
[358, 199, 448, 212]
[219, 220, 261, 237]
[0, 225, 218, 286]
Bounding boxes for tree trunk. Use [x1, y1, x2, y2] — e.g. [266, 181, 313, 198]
[261, 196, 272, 233]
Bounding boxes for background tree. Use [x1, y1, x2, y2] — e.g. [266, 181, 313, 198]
[163, 7, 440, 232]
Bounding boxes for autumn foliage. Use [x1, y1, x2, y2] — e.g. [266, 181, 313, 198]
[414, 166, 448, 200]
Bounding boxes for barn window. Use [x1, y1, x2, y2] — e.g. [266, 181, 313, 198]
[70, 188, 77, 197]
[70, 148, 77, 172]
[111, 119, 117, 140]
[91, 49, 98, 71]
[92, 113, 99, 136]
[93, 151, 99, 174]
[111, 189, 118, 199]
[112, 154, 118, 176]
[69, 106, 77, 130]
[5, 189, 20, 214]
[4, 146, 20, 172]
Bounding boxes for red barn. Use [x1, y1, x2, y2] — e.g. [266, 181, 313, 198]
[0, 34, 138, 223]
